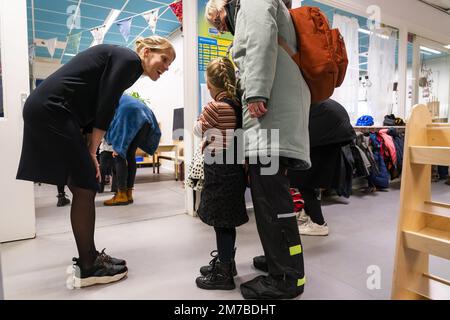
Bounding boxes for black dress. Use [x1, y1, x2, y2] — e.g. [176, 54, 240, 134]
[16, 45, 143, 191]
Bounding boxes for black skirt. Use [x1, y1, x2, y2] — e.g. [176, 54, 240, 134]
[16, 99, 98, 191]
[198, 162, 248, 228]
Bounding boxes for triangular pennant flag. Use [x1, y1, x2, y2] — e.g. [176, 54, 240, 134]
[143, 8, 159, 34]
[44, 37, 58, 58]
[117, 18, 132, 42]
[169, 1, 183, 24]
[90, 26, 106, 47]
[66, 33, 82, 54]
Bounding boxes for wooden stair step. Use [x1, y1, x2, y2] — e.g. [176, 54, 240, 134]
[408, 274, 450, 300]
[421, 201, 450, 219]
[410, 146, 450, 166]
[403, 228, 450, 259]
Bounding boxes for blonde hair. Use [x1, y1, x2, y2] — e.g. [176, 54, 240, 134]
[207, 57, 237, 99]
[135, 36, 176, 59]
[205, 0, 227, 27]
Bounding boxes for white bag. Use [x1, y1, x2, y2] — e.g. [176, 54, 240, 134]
[185, 146, 204, 191]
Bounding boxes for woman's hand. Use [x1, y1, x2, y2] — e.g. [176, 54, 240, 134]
[112, 151, 118, 158]
[90, 153, 101, 182]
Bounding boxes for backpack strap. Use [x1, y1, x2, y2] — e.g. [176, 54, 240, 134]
[278, 36, 296, 59]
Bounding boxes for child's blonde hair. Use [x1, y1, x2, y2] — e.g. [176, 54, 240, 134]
[135, 36, 176, 59]
[207, 57, 237, 99]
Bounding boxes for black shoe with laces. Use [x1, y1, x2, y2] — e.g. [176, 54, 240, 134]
[196, 261, 235, 290]
[57, 194, 71, 207]
[240, 274, 304, 300]
[73, 249, 126, 267]
[199, 250, 237, 276]
[72, 256, 128, 288]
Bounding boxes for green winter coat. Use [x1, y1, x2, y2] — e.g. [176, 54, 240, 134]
[232, 0, 311, 164]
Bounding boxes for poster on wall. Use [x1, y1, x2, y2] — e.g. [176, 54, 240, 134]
[197, 0, 234, 112]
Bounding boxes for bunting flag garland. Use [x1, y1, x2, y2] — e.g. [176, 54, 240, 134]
[117, 18, 132, 42]
[91, 26, 106, 47]
[169, 1, 183, 24]
[66, 32, 82, 54]
[42, 38, 58, 58]
[143, 8, 160, 34]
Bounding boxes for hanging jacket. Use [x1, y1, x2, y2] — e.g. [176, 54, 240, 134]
[105, 95, 161, 159]
[333, 145, 354, 198]
[367, 133, 389, 189]
[355, 132, 379, 176]
[387, 128, 404, 174]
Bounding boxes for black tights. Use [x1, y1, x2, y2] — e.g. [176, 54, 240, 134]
[300, 187, 325, 225]
[214, 227, 236, 263]
[68, 183, 97, 270]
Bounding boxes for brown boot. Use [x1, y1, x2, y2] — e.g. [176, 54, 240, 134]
[127, 188, 134, 204]
[104, 191, 129, 206]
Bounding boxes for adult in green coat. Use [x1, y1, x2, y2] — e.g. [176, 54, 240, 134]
[205, 0, 310, 300]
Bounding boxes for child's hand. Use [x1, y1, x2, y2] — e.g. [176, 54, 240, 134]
[248, 101, 267, 118]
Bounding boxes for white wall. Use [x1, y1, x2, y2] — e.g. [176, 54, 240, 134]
[128, 31, 184, 145]
[319, 0, 450, 45]
[0, 0, 36, 242]
[32, 58, 62, 80]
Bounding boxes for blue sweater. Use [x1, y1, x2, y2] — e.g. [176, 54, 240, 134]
[105, 95, 161, 159]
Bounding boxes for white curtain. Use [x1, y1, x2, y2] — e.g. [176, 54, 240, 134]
[331, 14, 360, 122]
[367, 28, 397, 125]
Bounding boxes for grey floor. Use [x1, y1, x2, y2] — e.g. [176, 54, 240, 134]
[1, 168, 449, 300]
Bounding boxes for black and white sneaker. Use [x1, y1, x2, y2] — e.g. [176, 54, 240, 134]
[72, 249, 126, 266]
[72, 257, 128, 288]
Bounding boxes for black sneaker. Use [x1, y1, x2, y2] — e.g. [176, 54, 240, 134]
[240, 275, 304, 300]
[72, 257, 128, 288]
[253, 255, 268, 272]
[97, 248, 126, 266]
[200, 250, 237, 276]
[73, 249, 126, 266]
[57, 194, 71, 207]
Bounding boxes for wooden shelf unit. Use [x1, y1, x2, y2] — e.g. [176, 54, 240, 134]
[391, 104, 450, 300]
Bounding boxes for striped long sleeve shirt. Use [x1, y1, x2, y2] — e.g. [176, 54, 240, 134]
[193, 97, 238, 154]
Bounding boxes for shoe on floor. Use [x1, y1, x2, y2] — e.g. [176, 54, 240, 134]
[299, 217, 329, 236]
[297, 210, 309, 225]
[104, 191, 129, 206]
[56, 194, 71, 207]
[72, 257, 128, 288]
[240, 275, 304, 300]
[196, 261, 235, 290]
[73, 248, 126, 266]
[200, 249, 237, 276]
[126, 188, 134, 204]
[253, 255, 268, 273]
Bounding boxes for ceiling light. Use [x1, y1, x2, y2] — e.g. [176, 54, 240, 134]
[64, 53, 76, 57]
[445, 45, 450, 49]
[420, 46, 441, 54]
[359, 62, 368, 65]
[358, 28, 371, 35]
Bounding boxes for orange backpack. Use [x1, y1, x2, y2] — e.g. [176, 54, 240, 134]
[279, 6, 349, 103]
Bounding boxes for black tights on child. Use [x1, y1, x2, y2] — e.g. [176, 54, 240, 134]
[68, 183, 97, 270]
[214, 227, 236, 263]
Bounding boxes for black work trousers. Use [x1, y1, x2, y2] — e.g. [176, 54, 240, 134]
[248, 159, 305, 289]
